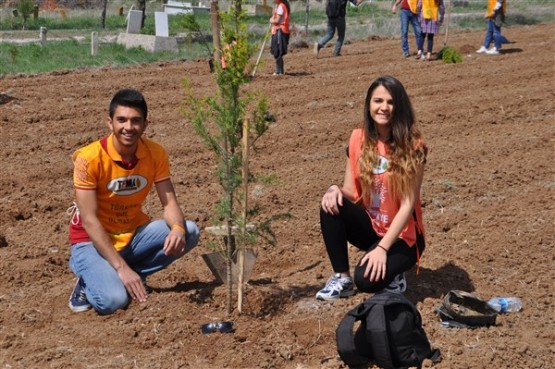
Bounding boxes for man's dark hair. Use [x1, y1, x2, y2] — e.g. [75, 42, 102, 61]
[109, 89, 148, 119]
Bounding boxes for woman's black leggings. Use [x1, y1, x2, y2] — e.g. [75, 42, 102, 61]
[319, 198, 425, 293]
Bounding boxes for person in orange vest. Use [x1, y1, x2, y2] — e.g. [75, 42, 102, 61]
[270, 0, 290, 75]
[316, 76, 428, 300]
[476, 0, 507, 55]
[392, 0, 423, 58]
[416, 0, 445, 61]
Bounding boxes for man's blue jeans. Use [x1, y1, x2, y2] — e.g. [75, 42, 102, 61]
[400, 8, 422, 55]
[483, 19, 502, 49]
[69, 220, 200, 314]
[318, 16, 347, 56]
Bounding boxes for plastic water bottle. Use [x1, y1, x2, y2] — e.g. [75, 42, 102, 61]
[487, 297, 523, 313]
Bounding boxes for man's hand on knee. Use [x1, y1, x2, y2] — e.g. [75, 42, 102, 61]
[118, 265, 148, 303]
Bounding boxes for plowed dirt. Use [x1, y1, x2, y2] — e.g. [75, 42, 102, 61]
[1, 23, 554, 369]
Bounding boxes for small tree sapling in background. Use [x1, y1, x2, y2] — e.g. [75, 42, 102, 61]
[438, 46, 463, 63]
[16, 0, 34, 30]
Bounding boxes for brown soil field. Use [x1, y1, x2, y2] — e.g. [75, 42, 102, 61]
[1, 23, 554, 369]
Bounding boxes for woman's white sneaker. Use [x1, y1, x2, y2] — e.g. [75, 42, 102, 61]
[316, 273, 355, 300]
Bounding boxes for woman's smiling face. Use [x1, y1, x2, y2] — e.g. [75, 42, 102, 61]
[369, 85, 394, 129]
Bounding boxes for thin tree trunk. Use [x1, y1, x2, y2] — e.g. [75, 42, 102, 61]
[238, 117, 249, 314]
[101, 0, 107, 29]
[210, 0, 222, 67]
[234, 0, 242, 34]
[224, 134, 235, 316]
[305, 0, 310, 35]
[234, 0, 242, 16]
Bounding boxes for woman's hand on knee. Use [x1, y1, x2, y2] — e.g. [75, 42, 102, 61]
[321, 185, 343, 215]
[359, 247, 388, 282]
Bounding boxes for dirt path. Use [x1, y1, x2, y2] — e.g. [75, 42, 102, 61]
[1, 23, 554, 369]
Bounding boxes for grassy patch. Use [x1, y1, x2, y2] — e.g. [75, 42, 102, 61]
[2, 14, 126, 32]
[0, 40, 208, 75]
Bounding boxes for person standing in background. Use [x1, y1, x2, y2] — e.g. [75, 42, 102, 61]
[314, 0, 363, 58]
[416, 0, 445, 61]
[392, 0, 423, 58]
[476, 0, 507, 55]
[270, 0, 291, 75]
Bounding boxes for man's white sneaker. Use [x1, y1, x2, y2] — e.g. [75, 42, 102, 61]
[316, 273, 355, 300]
[486, 47, 499, 55]
[476, 46, 488, 54]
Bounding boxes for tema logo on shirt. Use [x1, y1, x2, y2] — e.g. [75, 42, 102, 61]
[107, 175, 148, 195]
[372, 156, 389, 175]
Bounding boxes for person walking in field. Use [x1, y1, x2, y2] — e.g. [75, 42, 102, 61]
[270, 0, 291, 75]
[313, 0, 364, 58]
[416, 0, 445, 61]
[476, 0, 507, 55]
[392, 0, 423, 58]
[67, 89, 200, 314]
[316, 75, 428, 300]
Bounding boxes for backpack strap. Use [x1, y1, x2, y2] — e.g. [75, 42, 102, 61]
[412, 209, 423, 275]
[336, 303, 372, 367]
[371, 292, 441, 368]
[364, 293, 396, 369]
[399, 295, 435, 365]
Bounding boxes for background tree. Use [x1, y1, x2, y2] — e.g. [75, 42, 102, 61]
[16, 0, 34, 30]
[210, 0, 222, 66]
[100, 0, 107, 29]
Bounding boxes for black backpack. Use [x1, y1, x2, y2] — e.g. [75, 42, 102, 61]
[326, 0, 343, 18]
[336, 292, 441, 369]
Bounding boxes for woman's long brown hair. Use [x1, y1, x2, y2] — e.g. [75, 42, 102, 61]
[359, 76, 427, 204]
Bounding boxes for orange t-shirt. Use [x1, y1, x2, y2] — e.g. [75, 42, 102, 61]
[348, 128, 424, 247]
[271, 3, 290, 35]
[70, 134, 170, 251]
